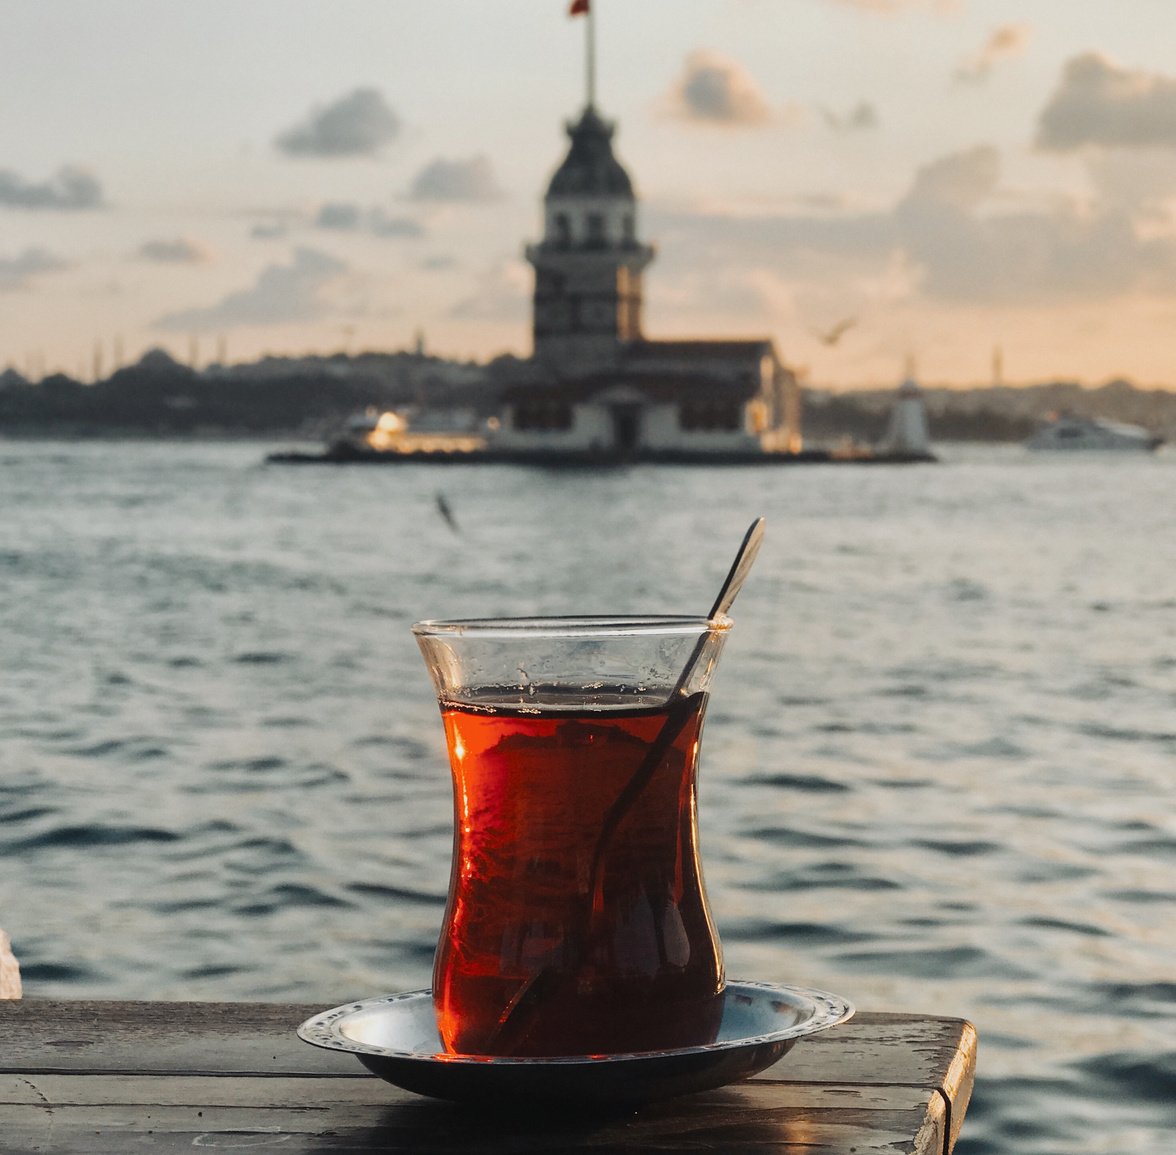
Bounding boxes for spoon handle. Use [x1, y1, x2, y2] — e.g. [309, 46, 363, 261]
[709, 516, 765, 620]
[669, 516, 765, 701]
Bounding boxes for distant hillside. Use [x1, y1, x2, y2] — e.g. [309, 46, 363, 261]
[2, 349, 1173, 443]
[0, 348, 495, 438]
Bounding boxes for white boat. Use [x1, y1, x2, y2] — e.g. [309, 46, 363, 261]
[1025, 413, 1162, 453]
[327, 406, 488, 457]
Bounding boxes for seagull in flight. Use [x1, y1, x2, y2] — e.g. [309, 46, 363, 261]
[812, 317, 858, 346]
[435, 492, 459, 535]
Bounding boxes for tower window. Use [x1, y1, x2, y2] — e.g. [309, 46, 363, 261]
[553, 213, 571, 248]
[586, 213, 606, 248]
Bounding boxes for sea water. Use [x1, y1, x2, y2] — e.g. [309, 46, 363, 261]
[1, 438, 1174, 1152]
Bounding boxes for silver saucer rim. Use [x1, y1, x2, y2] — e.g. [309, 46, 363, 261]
[296, 979, 855, 1067]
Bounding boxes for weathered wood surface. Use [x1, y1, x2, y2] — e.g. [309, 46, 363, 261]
[0, 1001, 976, 1154]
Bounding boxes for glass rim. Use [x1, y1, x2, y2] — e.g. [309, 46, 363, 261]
[411, 614, 732, 639]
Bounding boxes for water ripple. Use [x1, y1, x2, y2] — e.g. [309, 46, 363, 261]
[11, 823, 182, 851]
[234, 882, 353, 917]
[838, 944, 1010, 978]
[737, 772, 850, 793]
[1070, 1050, 1176, 1106]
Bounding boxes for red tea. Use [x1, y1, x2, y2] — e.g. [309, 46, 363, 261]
[433, 687, 724, 1056]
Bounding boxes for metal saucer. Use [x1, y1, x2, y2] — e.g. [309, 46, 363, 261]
[297, 980, 854, 1106]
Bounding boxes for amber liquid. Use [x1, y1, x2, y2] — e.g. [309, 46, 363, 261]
[433, 688, 724, 1056]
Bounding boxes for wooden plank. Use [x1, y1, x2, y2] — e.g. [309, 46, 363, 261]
[0, 1073, 933, 1112]
[755, 1015, 974, 1088]
[0, 1079, 945, 1154]
[937, 1019, 977, 1153]
[0, 1003, 974, 1154]
[0, 1106, 943, 1154]
[0, 1000, 346, 1078]
[0, 1002, 966, 1086]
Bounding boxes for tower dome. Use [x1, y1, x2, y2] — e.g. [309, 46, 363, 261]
[546, 106, 634, 199]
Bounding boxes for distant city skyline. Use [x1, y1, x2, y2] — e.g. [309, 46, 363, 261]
[3, 0, 1176, 389]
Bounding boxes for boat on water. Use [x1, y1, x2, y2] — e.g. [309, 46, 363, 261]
[326, 406, 489, 458]
[1025, 413, 1163, 453]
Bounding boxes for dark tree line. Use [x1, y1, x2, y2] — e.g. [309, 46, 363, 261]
[0, 351, 479, 437]
[0, 350, 1149, 443]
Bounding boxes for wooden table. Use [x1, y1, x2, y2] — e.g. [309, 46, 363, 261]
[0, 1001, 976, 1153]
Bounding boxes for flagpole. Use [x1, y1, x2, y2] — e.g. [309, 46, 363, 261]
[587, 1, 596, 108]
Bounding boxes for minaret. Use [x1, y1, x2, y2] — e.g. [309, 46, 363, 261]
[525, 6, 654, 373]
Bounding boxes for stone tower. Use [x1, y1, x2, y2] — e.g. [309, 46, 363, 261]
[525, 105, 655, 374]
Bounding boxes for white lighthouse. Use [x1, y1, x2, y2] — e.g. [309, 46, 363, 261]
[877, 369, 934, 460]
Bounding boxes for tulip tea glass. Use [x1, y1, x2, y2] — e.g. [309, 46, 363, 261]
[413, 615, 731, 1058]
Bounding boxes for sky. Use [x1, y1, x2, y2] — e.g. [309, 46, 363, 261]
[4, 0, 1176, 390]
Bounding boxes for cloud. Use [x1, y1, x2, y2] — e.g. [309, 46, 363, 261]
[1037, 54, 1176, 151]
[667, 51, 772, 125]
[250, 221, 289, 240]
[821, 100, 879, 132]
[315, 202, 362, 231]
[370, 213, 424, 238]
[314, 201, 424, 237]
[0, 247, 69, 291]
[889, 146, 1176, 301]
[1086, 149, 1176, 217]
[138, 238, 208, 264]
[0, 165, 102, 210]
[650, 142, 1176, 309]
[154, 247, 347, 331]
[900, 145, 1001, 215]
[275, 87, 400, 158]
[408, 156, 501, 201]
[653, 264, 799, 320]
[449, 260, 529, 321]
[955, 24, 1032, 84]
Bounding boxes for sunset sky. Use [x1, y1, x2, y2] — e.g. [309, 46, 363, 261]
[4, 0, 1176, 389]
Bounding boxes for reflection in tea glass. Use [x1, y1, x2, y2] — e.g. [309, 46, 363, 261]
[413, 615, 731, 1058]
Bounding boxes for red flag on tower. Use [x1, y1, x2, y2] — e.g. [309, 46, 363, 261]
[569, 0, 590, 16]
